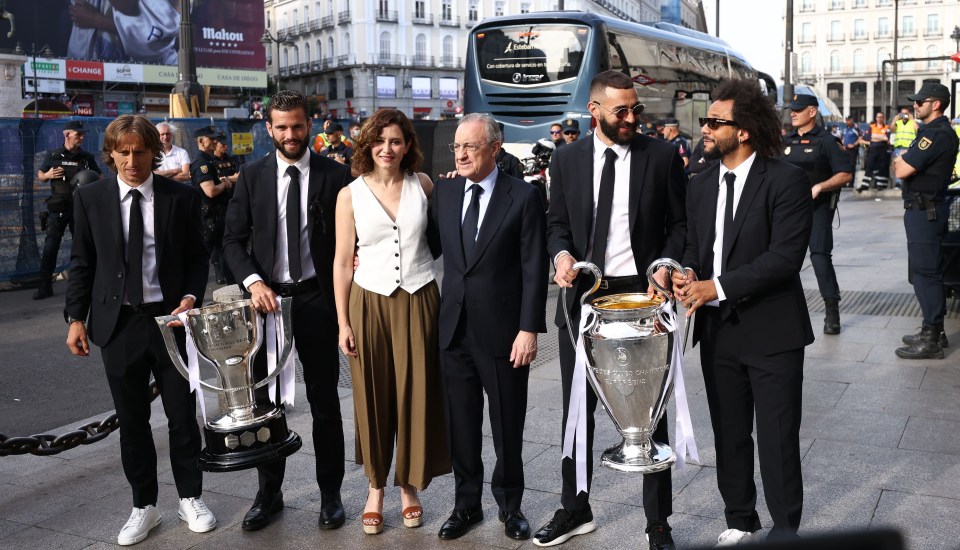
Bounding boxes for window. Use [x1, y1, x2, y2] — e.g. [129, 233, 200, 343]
[378, 0, 389, 18]
[304, 42, 311, 63]
[316, 39, 322, 61]
[327, 77, 338, 100]
[328, 37, 335, 59]
[328, 0, 333, 15]
[495, 1, 504, 17]
[830, 0, 843, 8]
[876, 48, 888, 70]
[800, 0, 813, 11]
[345, 76, 354, 98]
[415, 0, 425, 18]
[801, 51, 812, 74]
[443, 35, 454, 63]
[901, 46, 913, 69]
[283, 48, 289, 67]
[415, 33, 427, 61]
[926, 14, 940, 34]
[293, 45, 299, 66]
[442, 0, 452, 20]
[315, 2, 321, 19]
[927, 45, 940, 69]
[878, 17, 889, 36]
[830, 50, 841, 72]
[344, 32, 350, 55]
[853, 48, 865, 72]
[292, 9, 298, 28]
[469, 0, 478, 22]
[801, 22, 812, 43]
[380, 31, 391, 61]
[830, 20, 842, 40]
[853, 0, 866, 6]
[854, 19, 865, 38]
[521, 2, 530, 13]
[902, 16, 914, 34]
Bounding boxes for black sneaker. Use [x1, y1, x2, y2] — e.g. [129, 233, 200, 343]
[645, 520, 675, 550]
[532, 508, 597, 547]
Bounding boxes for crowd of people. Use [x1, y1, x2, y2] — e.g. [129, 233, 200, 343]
[47, 74, 958, 549]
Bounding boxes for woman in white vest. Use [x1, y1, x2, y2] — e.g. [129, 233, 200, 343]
[332, 109, 450, 535]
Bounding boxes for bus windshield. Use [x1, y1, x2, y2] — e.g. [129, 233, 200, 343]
[475, 24, 590, 87]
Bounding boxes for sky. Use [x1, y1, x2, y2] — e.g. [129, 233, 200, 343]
[701, 0, 786, 85]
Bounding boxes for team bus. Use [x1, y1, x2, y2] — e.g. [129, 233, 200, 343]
[464, 11, 776, 157]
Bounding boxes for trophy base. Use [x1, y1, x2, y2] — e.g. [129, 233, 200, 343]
[199, 410, 302, 472]
[600, 438, 675, 473]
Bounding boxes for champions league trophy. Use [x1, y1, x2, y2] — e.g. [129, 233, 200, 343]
[156, 299, 301, 472]
[562, 259, 687, 473]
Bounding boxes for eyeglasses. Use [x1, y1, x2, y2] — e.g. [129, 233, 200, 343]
[449, 142, 492, 153]
[591, 101, 645, 120]
[699, 117, 738, 130]
[550, 130, 562, 135]
[914, 98, 933, 106]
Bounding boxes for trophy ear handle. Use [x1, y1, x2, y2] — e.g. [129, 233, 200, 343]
[645, 258, 684, 299]
[561, 261, 603, 348]
[154, 315, 194, 383]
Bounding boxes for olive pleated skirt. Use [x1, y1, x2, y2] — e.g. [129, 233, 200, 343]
[348, 280, 451, 489]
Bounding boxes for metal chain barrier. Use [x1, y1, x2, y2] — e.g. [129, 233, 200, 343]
[0, 381, 159, 457]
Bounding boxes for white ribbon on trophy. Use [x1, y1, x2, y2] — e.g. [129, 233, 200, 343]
[177, 309, 207, 423]
[657, 301, 699, 468]
[266, 296, 297, 408]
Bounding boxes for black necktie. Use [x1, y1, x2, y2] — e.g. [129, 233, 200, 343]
[721, 171, 737, 269]
[286, 165, 302, 282]
[590, 148, 618, 271]
[461, 183, 483, 263]
[125, 189, 143, 306]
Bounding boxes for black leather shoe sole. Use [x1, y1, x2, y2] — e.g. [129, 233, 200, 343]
[438, 510, 483, 540]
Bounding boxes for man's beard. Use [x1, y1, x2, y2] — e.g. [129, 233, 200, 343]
[598, 116, 637, 146]
[703, 134, 739, 161]
[273, 135, 309, 161]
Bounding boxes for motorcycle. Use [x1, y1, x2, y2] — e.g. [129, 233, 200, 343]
[521, 138, 555, 211]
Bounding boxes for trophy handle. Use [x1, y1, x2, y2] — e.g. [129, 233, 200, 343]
[560, 261, 603, 348]
[155, 315, 233, 392]
[250, 296, 295, 391]
[644, 257, 687, 298]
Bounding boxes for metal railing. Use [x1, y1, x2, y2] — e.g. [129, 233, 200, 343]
[321, 15, 334, 29]
[337, 54, 355, 66]
[376, 10, 398, 22]
[438, 56, 461, 68]
[412, 13, 434, 25]
[439, 15, 460, 27]
[338, 10, 351, 24]
[411, 55, 434, 67]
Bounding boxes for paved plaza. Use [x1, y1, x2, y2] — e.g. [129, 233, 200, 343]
[1, 189, 959, 549]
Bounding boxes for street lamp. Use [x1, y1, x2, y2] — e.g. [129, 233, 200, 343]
[15, 42, 53, 118]
[951, 26, 960, 70]
[261, 29, 294, 89]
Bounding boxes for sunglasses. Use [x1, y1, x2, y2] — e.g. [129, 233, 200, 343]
[550, 130, 562, 134]
[563, 131, 578, 135]
[699, 117, 738, 130]
[914, 98, 933, 106]
[591, 101, 645, 120]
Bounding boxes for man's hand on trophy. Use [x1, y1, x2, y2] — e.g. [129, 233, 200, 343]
[679, 279, 717, 318]
[250, 281, 280, 313]
[510, 331, 538, 368]
[66, 321, 90, 357]
[671, 267, 696, 295]
[166, 296, 197, 327]
[553, 253, 579, 288]
[647, 266, 672, 300]
[339, 325, 358, 357]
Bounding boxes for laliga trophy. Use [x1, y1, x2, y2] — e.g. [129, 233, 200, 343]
[562, 258, 686, 473]
[156, 299, 301, 472]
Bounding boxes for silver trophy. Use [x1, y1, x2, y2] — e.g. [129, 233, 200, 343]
[156, 299, 302, 472]
[563, 259, 686, 473]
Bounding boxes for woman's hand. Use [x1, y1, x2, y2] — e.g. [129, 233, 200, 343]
[339, 324, 358, 357]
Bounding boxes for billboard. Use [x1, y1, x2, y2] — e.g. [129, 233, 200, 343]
[0, 0, 265, 70]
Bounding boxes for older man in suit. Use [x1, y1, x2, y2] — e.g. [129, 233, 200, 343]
[65, 115, 215, 546]
[536, 70, 686, 550]
[431, 113, 547, 542]
[222, 90, 351, 531]
[673, 79, 813, 544]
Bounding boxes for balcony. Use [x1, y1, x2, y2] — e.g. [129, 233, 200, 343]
[279, 66, 290, 77]
[289, 64, 301, 75]
[924, 28, 943, 38]
[412, 13, 434, 25]
[438, 56, 461, 68]
[286, 25, 298, 37]
[338, 10, 351, 24]
[799, 2, 815, 12]
[828, 0, 844, 9]
[826, 33, 845, 43]
[310, 60, 321, 71]
[320, 15, 334, 29]
[337, 54, 355, 66]
[309, 19, 320, 31]
[376, 10, 398, 22]
[874, 30, 891, 40]
[439, 15, 460, 27]
[300, 62, 310, 73]
[373, 53, 403, 65]
[322, 57, 333, 69]
[411, 54, 434, 67]
[897, 29, 918, 39]
[850, 32, 869, 42]
[298, 22, 308, 34]
[797, 36, 816, 45]
[466, 18, 478, 29]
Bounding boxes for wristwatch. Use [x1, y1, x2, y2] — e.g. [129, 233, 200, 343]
[64, 312, 84, 325]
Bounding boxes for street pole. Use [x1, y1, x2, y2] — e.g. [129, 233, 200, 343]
[173, 0, 205, 115]
[715, 0, 719, 37]
[783, 0, 794, 112]
[891, 0, 898, 118]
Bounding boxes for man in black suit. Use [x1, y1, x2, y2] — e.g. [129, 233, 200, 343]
[536, 70, 686, 549]
[672, 79, 814, 544]
[222, 90, 351, 531]
[431, 113, 547, 542]
[64, 115, 216, 546]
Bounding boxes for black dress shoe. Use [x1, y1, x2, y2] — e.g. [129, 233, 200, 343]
[318, 491, 345, 530]
[499, 510, 531, 540]
[437, 508, 483, 540]
[645, 520, 675, 550]
[242, 490, 284, 531]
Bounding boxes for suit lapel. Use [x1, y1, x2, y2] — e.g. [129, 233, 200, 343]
[721, 157, 766, 269]
[468, 172, 512, 270]
[443, 177, 469, 270]
[306, 153, 325, 246]
[152, 177, 170, 266]
[627, 136, 649, 232]
[576, 140, 594, 241]
[105, 176, 124, 261]
[262, 154, 280, 276]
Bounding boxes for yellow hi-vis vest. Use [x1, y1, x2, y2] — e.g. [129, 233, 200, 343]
[892, 118, 917, 148]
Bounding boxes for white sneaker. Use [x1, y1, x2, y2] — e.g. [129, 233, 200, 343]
[716, 528, 757, 546]
[117, 505, 161, 546]
[178, 497, 217, 533]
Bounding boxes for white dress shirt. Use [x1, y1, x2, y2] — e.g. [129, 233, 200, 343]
[116, 175, 164, 304]
[460, 166, 499, 231]
[586, 134, 636, 276]
[710, 152, 757, 305]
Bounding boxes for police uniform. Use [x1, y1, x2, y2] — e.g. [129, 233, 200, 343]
[842, 119, 861, 184]
[895, 82, 959, 358]
[781, 94, 854, 334]
[35, 120, 102, 299]
[561, 117, 580, 141]
[190, 127, 230, 283]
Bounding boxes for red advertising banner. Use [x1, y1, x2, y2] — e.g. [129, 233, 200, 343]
[66, 60, 104, 81]
[0, 0, 265, 71]
[69, 94, 96, 116]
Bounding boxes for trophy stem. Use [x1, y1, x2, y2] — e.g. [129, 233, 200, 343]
[601, 433, 675, 474]
[220, 386, 257, 423]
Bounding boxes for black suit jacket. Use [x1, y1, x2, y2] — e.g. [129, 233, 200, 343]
[431, 170, 548, 357]
[546, 134, 687, 326]
[65, 175, 209, 347]
[681, 156, 815, 355]
[222, 151, 350, 310]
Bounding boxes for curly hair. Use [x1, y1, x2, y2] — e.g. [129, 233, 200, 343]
[711, 79, 783, 159]
[351, 109, 423, 175]
[265, 89, 308, 123]
[102, 115, 162, 171]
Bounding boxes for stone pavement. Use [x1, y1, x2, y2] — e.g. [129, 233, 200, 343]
[1, 189, 959, 550]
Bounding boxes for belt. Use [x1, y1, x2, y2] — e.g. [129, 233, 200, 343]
[597, 274, 645, 290]
[270, 277, 319, 297]
[121, 302, 166, 316]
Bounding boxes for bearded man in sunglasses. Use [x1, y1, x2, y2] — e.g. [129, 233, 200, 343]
[672, 79, 813, 545]
[539, 69, 686, 549]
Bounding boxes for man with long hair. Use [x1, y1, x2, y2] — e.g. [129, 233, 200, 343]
[672, 79, 814, 544]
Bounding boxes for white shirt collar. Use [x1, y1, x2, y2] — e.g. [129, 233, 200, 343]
[465, 165, 499, 194]
[592, 132, 630, 162]
[276, 149, 310, 178]
[117, 173, 154, 201]
[719, 151, 757, 186]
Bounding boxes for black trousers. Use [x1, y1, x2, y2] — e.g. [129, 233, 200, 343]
[39, 210, 73, 276]
[904, 204, 950, 326]
[557, 282, 672, 521]
[254, 287, 344, 494]
[440, 308, 529, 513]
[862, 147, 890, 186]
[698, 308, 804, 535]
[809, 197, 840, 302]
[101, 306, 202, 508]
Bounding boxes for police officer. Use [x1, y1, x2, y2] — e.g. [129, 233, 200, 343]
[561, 117, 580, 144]
[190, 126, 232, 284]
[661, 117, 690, 171]
[892, 83, 959, 359]
[842, 115, 861, 185]
[34, 120, 102, 300]
[781, 94, 853, 334]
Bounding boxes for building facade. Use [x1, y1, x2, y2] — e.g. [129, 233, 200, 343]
[794, 0, 960, 122]
[263, 0, 706, 120]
